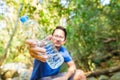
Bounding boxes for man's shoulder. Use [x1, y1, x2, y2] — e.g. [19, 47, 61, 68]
[60, 46, 68, 52]
[60, 46, 72, 56]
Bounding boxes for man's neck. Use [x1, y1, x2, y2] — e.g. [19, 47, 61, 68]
[56, 46, 60, 51]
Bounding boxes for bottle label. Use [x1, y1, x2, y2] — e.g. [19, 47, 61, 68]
[45, 43, 64, 69]
[47, 53, 64, 69]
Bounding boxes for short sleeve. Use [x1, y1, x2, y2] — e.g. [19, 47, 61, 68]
[63, 51, 72, 62]
[59, 46, 72, 63]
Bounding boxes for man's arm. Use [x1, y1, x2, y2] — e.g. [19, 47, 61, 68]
[63, 60, 76, 79]
[53, 60, 76, 80]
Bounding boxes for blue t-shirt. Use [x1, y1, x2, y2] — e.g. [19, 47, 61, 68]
[30, 46, 72, 80]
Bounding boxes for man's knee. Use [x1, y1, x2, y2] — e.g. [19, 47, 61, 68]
[73, 70, 86, 80]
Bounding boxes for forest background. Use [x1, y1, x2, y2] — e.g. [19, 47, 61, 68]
[0, 0, 120, 79]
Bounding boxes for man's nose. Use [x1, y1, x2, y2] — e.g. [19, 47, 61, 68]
[56, 37, 61, 40]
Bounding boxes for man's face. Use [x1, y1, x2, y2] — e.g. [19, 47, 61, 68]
[52, 29, 66, 48]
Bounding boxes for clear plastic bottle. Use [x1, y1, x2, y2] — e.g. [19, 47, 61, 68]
[20, 15, 64, 69]
[20, 15, 43, 39]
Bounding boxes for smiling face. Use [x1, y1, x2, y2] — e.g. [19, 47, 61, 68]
[52, 29, 66, 49]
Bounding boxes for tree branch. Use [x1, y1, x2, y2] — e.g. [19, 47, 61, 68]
[86, 65, 120, 77]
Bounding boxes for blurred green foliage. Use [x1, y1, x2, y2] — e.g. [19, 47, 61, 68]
[0, 0, 120, 72]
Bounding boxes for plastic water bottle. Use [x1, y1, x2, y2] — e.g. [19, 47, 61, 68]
[41, 38, 64, 69]
[20, 15, 64, 69]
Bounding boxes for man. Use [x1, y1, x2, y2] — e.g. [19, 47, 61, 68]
[26, 26, 86, 80]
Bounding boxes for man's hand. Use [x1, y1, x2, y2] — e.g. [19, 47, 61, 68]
[29, 47, 47, 62]
[26, 39, 38, 47]
[25, 35, 53, 62]
[25, 39, 47, 62]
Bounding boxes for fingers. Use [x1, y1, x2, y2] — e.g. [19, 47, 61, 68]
[45, 35, 53, 40]
[25, 39, 37, 45]
[29, 51, 47, 62]
[29, 47, 46, 53]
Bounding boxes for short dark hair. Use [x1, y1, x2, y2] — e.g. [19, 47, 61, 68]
[52, 26, 67, 40]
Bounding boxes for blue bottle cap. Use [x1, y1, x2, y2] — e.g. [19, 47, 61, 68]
[20, 15, 29, 23]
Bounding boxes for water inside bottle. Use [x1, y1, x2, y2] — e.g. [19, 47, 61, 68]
[45, 40, 64, 69]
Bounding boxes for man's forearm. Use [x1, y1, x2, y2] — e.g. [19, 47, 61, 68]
[64, 66, 76, 79]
